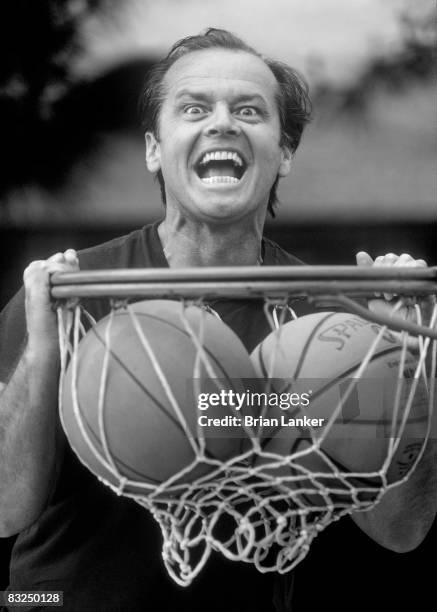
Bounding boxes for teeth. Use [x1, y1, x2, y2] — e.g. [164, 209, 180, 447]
[201, 176, 240, 184]
[199, 151, 243, 166]
[232, 152, 243, 166]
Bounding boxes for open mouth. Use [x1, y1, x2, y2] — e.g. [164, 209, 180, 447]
[195, 150, 247, 184]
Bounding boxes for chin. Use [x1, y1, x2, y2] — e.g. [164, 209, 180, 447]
[197, 200, 252, 222]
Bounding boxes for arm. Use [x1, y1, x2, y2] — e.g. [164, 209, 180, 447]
[0, 250, 79, 536]
[351, 251, 437, 551]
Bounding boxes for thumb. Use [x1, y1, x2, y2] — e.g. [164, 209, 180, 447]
[356, 251, 374, 267]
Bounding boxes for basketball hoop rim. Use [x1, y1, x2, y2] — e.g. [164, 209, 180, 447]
[50, 266, 437, 299]
[52, 265, 437, 285]
[51, 266, 437, 339]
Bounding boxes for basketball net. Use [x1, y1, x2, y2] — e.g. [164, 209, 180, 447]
[52, 266, 437, 587]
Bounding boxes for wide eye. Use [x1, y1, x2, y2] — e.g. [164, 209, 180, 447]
[236, 106, 259, 117]
[184, 105, 206, 115]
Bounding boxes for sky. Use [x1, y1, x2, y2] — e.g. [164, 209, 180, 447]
[78, 0, 434, 85]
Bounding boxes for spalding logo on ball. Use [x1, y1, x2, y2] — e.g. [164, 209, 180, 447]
[251, 311, 429, 504]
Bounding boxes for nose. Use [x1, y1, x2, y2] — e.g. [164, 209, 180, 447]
[204, 103, 241, 137]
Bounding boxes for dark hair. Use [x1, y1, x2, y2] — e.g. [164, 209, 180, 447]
[139, 28, 312, 217]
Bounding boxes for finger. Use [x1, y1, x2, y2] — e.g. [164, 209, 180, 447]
[47, 262, 78, 272]
[395, 255, 427, 270]
[46, 250, 79, 266]
[63, 249, 79, 267]
[64, 248, 78, 260]
[374, 253, 399, 298]
[373, 255, 386, 266]
[404, 260, 419, 267]
[397, 253, 427, 265]
[395, 253, 414, 265]
[356, 251, 373, 267]
[383, 292, 394, 301]
[47, 252, 65, 263]
[375, 253, 399, 266]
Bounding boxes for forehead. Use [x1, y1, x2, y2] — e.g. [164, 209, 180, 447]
[162, 49, 279, 104]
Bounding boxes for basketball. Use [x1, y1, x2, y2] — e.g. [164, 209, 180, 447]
[250, 312, 429, 501]
[60, 299, 259, 495]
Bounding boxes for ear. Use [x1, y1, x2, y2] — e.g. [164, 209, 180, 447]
[278, 144, 292, 178]
[145, 132, 161, 173]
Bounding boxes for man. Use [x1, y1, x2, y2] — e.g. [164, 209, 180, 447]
[0, 28, 435, 611]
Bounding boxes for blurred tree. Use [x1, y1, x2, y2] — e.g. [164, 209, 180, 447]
[0, 0, 117, 198]
[314, 5, 437, 116]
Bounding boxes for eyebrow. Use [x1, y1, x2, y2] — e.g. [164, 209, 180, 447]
[174, 90, 268, 106]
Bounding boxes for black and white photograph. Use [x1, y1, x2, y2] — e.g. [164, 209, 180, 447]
[1, 1, 436, 610]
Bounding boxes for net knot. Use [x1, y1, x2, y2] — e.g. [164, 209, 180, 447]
[115, 476, 128, 495]
[110, 298, 130, 311]
[180, 563, 191, 575]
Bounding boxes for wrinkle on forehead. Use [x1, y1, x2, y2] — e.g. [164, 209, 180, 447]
[163, 49, 278, 97]
[170, 78, 273, 105]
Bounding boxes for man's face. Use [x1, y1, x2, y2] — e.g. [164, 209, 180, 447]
[145, 49, 292, 223]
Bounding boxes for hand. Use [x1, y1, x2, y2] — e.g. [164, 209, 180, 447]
[356, 251, 435, 348]
[23, 249, 80, 351]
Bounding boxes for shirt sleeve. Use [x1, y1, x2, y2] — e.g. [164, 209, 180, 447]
[0, 287, 27, 384]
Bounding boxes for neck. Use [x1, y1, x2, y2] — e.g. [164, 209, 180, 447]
[158, 214, 264, 268]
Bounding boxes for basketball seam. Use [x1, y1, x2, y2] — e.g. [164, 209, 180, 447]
[64, 396, 163, 484]
[123, 310, 245, 389]
[118, 310, 252, 459]
[257, 312, 337, 381]
[263, 344, 404, 441]
[307, 345, 404, 415]
[69, 385, 218, 482]
[90, 311, 248, 461]
[91, 325, 187, 433]
[293, 312, 338, 379]
[258, 313, 336, 449]
[90, 327, 220, 462]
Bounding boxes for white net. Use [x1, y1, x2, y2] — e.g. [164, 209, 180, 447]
[53, 266, 437, 587]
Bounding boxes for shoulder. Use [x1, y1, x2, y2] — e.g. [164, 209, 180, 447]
[78, 221, 164, 270]
[0, 221, 164, 382]
[262, 236, 305, 266]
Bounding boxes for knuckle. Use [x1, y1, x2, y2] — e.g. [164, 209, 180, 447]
[26, 259, 43, 269]
[48, 252, 64, 262]
[23, 260, 46, 278]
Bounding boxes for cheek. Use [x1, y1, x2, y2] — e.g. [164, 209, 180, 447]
[258, 147, 283, 175]
[253, 130, 283, 163]
[161, 127, 194, 162]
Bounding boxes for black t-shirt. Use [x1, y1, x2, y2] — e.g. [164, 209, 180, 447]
[0, 222, 318, 612]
